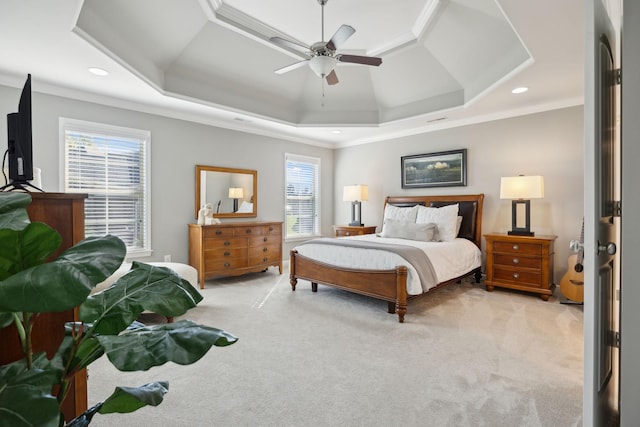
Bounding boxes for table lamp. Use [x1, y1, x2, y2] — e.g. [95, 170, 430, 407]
[343, 184, 368, 226]
[228, 187, 244, 212]
[500, 175, 544, 236]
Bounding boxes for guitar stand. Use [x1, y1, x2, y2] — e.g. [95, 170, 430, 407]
[559, 296, 583, 306]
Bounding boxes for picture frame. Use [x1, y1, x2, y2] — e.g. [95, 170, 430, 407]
[401, 149, 467, 188]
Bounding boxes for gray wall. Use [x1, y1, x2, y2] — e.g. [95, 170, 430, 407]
[334, 106, 585, 282]
[0, 85, 334, 263]
[1, 83, 584, 284]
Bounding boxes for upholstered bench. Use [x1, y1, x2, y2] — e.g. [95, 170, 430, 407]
[91, 262, 199, 323]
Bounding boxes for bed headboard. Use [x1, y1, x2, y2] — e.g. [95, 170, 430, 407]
[383, 194, 485, 248]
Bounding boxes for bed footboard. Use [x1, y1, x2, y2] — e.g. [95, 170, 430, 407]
[290, 249, 409, 322]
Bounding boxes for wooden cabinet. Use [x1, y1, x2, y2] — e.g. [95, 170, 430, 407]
[333, 225, 377, 237]
[188, 221, 283, 287]
[0, 192, 87, 422]
[484, 233, 557, 301]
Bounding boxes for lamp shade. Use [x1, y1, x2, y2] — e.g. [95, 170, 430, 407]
[500, 176, 544, 200]
[228, 187, 244, 199]
[309, 55, 338, 78]
[343, 185, 369, 202]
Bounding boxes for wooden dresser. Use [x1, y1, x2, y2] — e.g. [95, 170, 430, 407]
[484, 233, 557, 301]
[332, 225, 377, 237]
[188, 221, 283, 287]
[0, 192, 88, 422]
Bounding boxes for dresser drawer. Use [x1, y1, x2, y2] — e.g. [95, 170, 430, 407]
[248, 244, 280, 258]
[249, 234, 281, 246]
[205, 257, 248, 271]
[493, 267, 542, 287]
[203, 237, 248, 250]
[203, 227, 234, 238]
[493, 253, 541, 269]
[205, 247, 245, 259]
[493, 241, 541, 256]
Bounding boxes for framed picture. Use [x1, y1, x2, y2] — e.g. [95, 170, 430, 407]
[401, 149, 467, 188]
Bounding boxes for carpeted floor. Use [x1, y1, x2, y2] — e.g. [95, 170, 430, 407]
[87, 265, 583, 426]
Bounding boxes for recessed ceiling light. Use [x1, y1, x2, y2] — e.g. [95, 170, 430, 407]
[88, 67, 109, 76]
[331, 130, 341, 134]
[512, 87, 528, 94]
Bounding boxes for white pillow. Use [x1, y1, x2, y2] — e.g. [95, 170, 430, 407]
[236, 201, 253, 213]
[383, 204, 418, 223]
[380, 220, 437, 241]
[416, 204, 459, 241]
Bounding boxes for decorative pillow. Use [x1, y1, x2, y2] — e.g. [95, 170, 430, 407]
[383, 204, 419, 223]
[380, 220, 437, 241]
[415, 204, 459, 241]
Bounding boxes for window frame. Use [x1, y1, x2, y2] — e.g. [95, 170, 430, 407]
[284, 153, 321, 242]
[59, 117, 152, 258]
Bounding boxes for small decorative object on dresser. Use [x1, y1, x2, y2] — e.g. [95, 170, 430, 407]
[484, 233, 557, 301]
[188, 221, 283, 287]
[333, 225, 377, 237]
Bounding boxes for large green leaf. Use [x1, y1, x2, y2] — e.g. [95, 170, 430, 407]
[0, 192, 31, 231]
[99, 381, 169, 414]
[0, 353, 62, 427]
[80, 262, 204, 335]
[98, 320, 238, 371]
[0, 235, 126, 313]
[0, 223, 61, 281]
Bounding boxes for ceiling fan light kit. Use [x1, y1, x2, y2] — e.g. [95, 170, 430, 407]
[269, 0, 382, 86]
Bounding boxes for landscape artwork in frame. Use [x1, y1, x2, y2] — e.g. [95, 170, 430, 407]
[401, 149, 467, 188]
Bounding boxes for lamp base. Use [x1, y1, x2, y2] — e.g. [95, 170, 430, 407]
[508, 230, 534, 237]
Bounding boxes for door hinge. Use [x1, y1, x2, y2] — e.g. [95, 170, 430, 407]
[613, 331, 621, 348]
[613, 200, 622, 217]
[614, 68, 621, 85]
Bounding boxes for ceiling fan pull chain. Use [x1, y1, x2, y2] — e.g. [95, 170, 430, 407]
[321, 78, 325, 107]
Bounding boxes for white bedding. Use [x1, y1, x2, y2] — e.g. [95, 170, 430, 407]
[294, 234, 481, 295]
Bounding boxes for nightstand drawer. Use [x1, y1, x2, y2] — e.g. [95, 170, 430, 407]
[493, 253, 541, 269]
[493, 241, 541, 256]
[493, 267, 542, 287]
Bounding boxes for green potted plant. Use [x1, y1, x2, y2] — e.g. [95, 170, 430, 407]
[0, 192, 237, 426]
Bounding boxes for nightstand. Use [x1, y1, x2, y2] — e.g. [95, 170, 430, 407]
[333, 225, 377, 237]
[484, 233, 557, 301]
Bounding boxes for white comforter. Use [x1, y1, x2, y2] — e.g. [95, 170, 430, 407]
[294, 234, 481, 295]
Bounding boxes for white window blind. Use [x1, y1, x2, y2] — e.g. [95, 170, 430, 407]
[61, 118, 151, 257]
[285, 153, 320, 239]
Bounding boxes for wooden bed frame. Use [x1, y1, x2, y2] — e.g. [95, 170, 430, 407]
[289, 194, 484, 323]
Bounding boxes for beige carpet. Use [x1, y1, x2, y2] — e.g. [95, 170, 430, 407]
[87, 265, 583, 426]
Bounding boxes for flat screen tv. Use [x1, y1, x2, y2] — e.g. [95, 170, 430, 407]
[1, 74, 39, 192]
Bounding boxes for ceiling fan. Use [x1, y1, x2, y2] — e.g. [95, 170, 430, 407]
[269, 0, 382, 85]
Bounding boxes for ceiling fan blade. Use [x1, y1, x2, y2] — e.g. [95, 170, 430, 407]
[275, 60, 309, 74]
[337, 54, 382, 66]
[270, 36, 311, 56]
[326, 69, 339, 85]
[326, 25, 355, 51]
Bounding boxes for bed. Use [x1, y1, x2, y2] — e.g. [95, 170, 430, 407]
[289, 194, 484, 323]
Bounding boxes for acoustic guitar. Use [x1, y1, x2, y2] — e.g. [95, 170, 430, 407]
[560, 220, 585, 302]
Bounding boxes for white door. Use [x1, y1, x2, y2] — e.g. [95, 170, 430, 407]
[584, 1, 620, 425]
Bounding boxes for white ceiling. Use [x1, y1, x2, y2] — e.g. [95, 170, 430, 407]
[0, 0, 583, 148]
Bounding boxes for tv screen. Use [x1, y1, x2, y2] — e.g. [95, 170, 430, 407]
[3, 74, 35, 191]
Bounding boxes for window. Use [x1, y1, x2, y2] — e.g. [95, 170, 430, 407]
[285, 153, 320, 240]
[60, 118, 151, 257]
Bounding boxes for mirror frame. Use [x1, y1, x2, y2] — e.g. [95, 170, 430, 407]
[195, 165, 257, 218]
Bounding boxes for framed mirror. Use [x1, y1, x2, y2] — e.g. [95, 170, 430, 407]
[195, 165, 257, 218]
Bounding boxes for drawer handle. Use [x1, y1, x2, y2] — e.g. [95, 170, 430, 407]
[224, 241, 230, 246]
[345, 232, 351, 236]
[263, 247, 268, 252]
[245, 229, 252, 234]
[215, 230, 222, 235]
[263, 257, 268, 262]
[269, 226, 274, 231]
[224, 251, 230, 256]
[512, 258, 519, 264]
[513, 273, 520, 279]
[224, 262, 230, 268]
[263, 237, 268, 242]
[512, 244, 519, 250]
